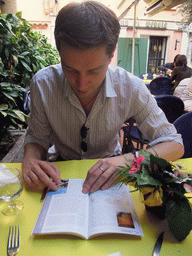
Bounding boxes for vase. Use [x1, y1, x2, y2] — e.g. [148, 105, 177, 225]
[143, 194, 166, 219]
[145, 204, 166, 219]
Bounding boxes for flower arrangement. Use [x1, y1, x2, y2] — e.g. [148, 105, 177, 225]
[117, 149, 192, 242]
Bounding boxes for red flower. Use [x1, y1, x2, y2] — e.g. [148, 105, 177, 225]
[129, 155, 145, 174]
[129, 166, 137, 174]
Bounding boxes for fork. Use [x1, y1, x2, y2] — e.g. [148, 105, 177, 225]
[7, 226, 20, 256]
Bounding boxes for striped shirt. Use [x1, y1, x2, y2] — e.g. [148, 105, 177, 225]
[24, 64, 183, 160]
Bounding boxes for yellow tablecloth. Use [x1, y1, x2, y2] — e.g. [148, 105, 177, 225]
[143, 79, 152, 84]
[0, 158, 192, 256]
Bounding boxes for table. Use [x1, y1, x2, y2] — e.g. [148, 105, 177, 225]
[1, 159, 192, 256]
[143, 79, 152, 88]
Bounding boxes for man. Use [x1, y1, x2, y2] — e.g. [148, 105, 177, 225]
[22, 1, 184, 194]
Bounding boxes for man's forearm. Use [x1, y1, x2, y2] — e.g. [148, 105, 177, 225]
[23, 142, 47, 161]
[103, 142, 184, 170]
[122, 142, 184, 163]
[146, 142, 184, 161]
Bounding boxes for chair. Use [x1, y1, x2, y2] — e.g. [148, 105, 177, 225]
[149, 76, 173, 95]
[173, 112, 192, 158]
[122, 118, 149, 153]
[122, 118, 136, 154]
[155, 95, 184, 123]
[122, 95, 185, 153]
[138, 73, 153, 79]
[23, 89, 31, 114]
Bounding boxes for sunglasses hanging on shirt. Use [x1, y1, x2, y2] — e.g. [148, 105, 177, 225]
[80, 124, 89, 152]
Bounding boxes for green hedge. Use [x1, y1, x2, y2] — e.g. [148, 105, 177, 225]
[0, 12, 60, 142]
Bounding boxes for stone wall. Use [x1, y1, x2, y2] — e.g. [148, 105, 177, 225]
[1, 130, 26, 163]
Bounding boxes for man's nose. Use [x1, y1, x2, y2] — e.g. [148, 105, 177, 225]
[76, 73, 88, 90]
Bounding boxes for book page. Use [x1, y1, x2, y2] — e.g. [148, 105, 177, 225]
[88, 184, 143, 238]
[32, 179, 89, 239]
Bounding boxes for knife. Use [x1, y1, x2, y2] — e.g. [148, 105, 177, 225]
[152, 232, 164, 256]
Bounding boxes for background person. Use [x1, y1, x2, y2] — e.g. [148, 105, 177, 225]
[173, 77, 191, 99]
[170, 54, 192, 91]
[177, 76, 192, 112]
[22, 1, 184, 194]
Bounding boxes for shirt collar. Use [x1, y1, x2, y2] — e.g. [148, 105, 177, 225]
[63, 79, 74, 98]
[104, 68, 117, 98]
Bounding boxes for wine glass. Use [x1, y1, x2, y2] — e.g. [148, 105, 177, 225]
[0, 167, 23, 215]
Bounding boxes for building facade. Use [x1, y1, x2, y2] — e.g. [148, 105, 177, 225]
[1, 0, 192, 75]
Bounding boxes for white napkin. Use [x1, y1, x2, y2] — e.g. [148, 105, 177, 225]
[0, 164, 18, 186]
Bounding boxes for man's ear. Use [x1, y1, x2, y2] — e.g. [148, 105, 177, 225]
[108, 51, 115, 63]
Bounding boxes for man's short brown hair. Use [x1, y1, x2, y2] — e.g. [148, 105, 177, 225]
[54, 1, 120, 58]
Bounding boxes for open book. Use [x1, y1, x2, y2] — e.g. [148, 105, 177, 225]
[32, 179, 143, 239]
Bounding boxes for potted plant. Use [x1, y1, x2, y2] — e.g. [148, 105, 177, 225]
[117, 149, 192, 242]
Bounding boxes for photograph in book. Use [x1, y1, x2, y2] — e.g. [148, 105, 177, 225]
[32, 179, 143, 239]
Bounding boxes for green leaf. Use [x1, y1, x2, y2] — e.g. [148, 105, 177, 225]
[137, 166, 162, 187]
[32, 63, 37, 72]
[0, 110, 7, 117]
[11, 92, 20, 97]
[2, 91, 16, 104]
[166, 199, 192, 242]
[20, 60, 32, 72]
[20, 51, 30, 56]
[6, 13, 13, 21]
[9, 117, 19, 127]
[1, 82, 11, 87]
[13, 110, 26, 122]
[16, 12, 22, 19]
[151, 154, 172, 169]
[0, 104, 8, 111]
[12, 55, 18, 66]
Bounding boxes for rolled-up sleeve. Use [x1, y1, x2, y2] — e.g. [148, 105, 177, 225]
[24, 76, 52, 151]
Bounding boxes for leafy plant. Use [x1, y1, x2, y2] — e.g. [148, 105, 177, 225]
[0, 12, 60, 143]
[0, 82, 26, 142]
[117, 150, 192, 242]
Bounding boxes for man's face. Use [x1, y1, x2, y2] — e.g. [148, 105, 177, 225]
[60, 43, 112, 98]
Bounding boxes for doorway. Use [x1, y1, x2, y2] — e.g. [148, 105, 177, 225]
[147, 36, 167, 74]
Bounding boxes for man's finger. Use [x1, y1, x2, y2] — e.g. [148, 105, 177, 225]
[82, 160, 108, 193]
[88, 166, 116, 193]
[42, 162, 61, 185]
[30, 163, 58, 190]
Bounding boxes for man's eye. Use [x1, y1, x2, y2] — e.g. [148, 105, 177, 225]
[89, 70, 100, 74]
[66, 68, 78, 73]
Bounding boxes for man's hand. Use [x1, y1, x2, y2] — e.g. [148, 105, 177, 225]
[82, 154, 133, 194]
[22, 158, 61, 191]
[82, 141, 184, 194]
[22, 143, 61, 191]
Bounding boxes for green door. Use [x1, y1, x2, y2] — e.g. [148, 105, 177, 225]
[117, 38, 148, 76]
